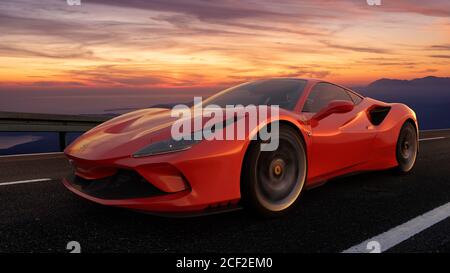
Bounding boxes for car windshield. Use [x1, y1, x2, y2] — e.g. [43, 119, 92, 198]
[203, 79, 307, 110]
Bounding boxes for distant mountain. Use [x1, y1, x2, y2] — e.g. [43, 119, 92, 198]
[354, 76, 450, 130]
[368, 76, 450, 88]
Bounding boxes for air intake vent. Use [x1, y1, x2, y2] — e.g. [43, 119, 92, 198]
[67, 170, 164, 200]
[367, 106, 391, 126]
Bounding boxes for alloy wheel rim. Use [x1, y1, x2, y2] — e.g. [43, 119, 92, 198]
[255, 137, 306, 211]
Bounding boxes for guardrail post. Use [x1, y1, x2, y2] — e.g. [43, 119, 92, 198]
[59, 132, 67, 152]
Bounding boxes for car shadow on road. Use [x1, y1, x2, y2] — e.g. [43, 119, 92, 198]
[59, 168, 424, 252]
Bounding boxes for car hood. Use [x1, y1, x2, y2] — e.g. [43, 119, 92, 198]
[65, 108, 178, 160]
[65, 106, 294, 161]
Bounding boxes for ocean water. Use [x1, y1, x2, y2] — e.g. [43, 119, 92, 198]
[0, 132, 83, 156]
[0, 88, 218, 156]
[1, 78, 449, 155]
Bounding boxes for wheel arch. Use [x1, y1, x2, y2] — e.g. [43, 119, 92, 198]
[403, 117, 419, 154]
[404, 118, 418, 134]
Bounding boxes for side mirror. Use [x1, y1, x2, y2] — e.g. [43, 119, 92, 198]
[312, 100, 354, 121]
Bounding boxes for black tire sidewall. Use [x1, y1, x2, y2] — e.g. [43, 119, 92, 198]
[396, 122, 418, 173]
[241, 124, 307, 217]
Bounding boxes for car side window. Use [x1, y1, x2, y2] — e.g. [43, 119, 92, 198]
[302, 83, 353, 113]
[347, 90, 363, 105]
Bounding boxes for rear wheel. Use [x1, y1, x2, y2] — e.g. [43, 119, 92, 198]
[241, 124, 307, 217]
[395, 121, 418, 174]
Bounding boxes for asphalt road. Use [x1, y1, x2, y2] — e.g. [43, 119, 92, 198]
[1, 130, 450, 253]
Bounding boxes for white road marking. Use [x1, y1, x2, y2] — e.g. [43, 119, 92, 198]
[0, 178, 53, 186]
[419, 137, 446, 142]
[420, 128, 450, 132]
[342, 201, 450, 253]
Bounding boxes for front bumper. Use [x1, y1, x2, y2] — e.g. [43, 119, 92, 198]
[63, 139, 246, 214]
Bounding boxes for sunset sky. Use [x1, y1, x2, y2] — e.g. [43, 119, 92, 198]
[0, 0, 449, 91]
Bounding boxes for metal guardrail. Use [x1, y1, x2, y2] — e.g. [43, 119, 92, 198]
[0, 111, 111, 151]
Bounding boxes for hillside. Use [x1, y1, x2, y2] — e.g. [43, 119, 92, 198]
[354, 76, 450, 130]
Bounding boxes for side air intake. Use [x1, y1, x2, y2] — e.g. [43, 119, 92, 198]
[367, 105, 391, 126]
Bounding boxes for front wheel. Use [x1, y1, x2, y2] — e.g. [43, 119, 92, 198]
[241, 125, 307, 217]
[395, 121, 418, 174]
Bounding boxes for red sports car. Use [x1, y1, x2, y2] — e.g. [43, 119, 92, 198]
[63, 78, 418, 217]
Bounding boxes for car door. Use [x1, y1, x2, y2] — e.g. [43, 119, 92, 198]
[302, 82, 375, 180]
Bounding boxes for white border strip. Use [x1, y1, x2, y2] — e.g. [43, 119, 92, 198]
[343, 202, 450, 253]
[419, 137, 446, 142]
[0, 152, 63, 159]
[0, 178, 52, 186]
[420, 128, 450, 132]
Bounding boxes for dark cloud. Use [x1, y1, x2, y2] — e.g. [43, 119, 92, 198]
[30, 81, 87, 87]
[364, 57, 403, 61]
[151, 13, 327, 37]
[320, 40, 391, 54]
[66, 65, 163, 86]
[0, 13, 115, 43]
[418, 69, 438, 73]
[377, 62, 417, 66]
[90, 0, 450, 20]
[379, 0, 450, 17]
[60, 64, 206, 87]
[277, 65, 331, 79]
[430, 45, 450, 50]
[0, 43, 96, 59]
[429, 55, 450, 59]
[89, 0, 289, 22]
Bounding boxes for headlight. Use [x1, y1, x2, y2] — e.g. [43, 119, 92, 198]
[133, 115, 243, 157]
[133, 138, 200, 157]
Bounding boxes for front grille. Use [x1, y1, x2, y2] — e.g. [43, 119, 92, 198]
[67, 170, 164, 200]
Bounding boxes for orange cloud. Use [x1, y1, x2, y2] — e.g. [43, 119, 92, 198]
[0, 0, 449, 89]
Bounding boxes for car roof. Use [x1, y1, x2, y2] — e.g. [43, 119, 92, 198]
[260, 77, 323, 83]
[261, 77, 364, 97]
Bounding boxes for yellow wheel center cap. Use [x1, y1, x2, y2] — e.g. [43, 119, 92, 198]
[274, 165, 282, 176]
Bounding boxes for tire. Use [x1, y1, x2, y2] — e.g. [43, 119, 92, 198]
[241, 124, 307, 217]
[395, 121, 418, 174]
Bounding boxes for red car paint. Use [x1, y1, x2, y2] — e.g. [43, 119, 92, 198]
[63, 79, 418, 214]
